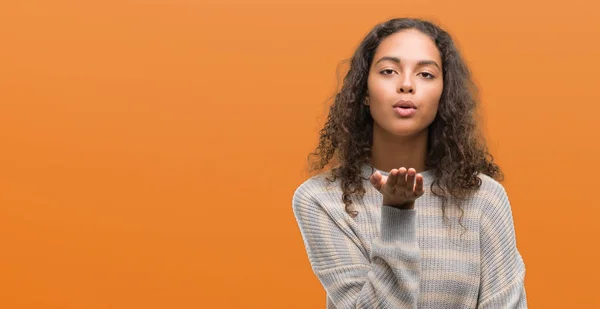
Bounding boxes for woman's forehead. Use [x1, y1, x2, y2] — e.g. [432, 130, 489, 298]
[373, 30, 441, 64]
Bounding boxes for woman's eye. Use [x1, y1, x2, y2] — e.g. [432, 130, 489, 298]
[420, 72, 435, 79]
[380, 69, 396, 75]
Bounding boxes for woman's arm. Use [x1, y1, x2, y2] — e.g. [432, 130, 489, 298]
[477, 185, 528, 308]
[292, 184, 421, 309]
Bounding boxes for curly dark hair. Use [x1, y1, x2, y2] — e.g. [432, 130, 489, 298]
[306, 17, 503, 223]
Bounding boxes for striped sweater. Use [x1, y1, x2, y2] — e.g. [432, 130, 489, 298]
[292, 164, 527, 308]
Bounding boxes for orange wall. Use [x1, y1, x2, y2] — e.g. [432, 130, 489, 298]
[1, 0, 599, 308]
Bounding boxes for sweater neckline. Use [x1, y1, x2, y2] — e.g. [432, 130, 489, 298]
[360, 163, 436, 186]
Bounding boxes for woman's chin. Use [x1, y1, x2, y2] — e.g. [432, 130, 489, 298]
[374, 121, 428, 138]
[389, 126, 427, 138]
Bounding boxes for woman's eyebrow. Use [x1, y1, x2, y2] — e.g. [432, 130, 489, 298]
[374, 56, 440, 70]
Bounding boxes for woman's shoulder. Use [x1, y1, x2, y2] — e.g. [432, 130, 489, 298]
[291, 169, 355, 219]
[292, 169, 342, 202]
[471, 172, 513, 216]
[475, 172, 507, 195]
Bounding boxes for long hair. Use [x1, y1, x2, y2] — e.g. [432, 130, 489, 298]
[307, 17, 503, 223]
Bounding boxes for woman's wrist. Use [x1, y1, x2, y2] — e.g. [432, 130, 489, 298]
[382, 201, 415, 210]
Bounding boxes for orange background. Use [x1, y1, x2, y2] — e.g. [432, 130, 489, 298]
[1, 0, 599, 308]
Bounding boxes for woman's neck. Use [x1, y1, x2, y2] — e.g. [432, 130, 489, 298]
[370, 124, 429, 174]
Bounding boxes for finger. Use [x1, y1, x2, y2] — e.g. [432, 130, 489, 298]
[406, 168, 416, 194]
[415, 174, 425, 196]
[395, 167, 407, 191]
[385, 169, 399, 192]
[370, 172, 383, 191]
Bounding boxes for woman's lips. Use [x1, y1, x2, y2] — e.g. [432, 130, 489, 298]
[394, 106, 417, 117]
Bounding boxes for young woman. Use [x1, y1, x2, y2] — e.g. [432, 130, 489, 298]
[292, 18, 528, 308]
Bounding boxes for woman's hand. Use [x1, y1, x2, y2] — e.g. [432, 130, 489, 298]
[369, 167, 425, 209]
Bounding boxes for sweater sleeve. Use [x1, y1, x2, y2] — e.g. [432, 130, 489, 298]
[292, 184, 421, 309]
[477, 185, 528, 308]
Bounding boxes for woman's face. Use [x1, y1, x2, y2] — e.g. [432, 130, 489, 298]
[367, 29, 443, 138]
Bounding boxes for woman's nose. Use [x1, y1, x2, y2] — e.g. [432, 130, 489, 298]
[398, 76, 415, 93]
[398, 83, 414, 93]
